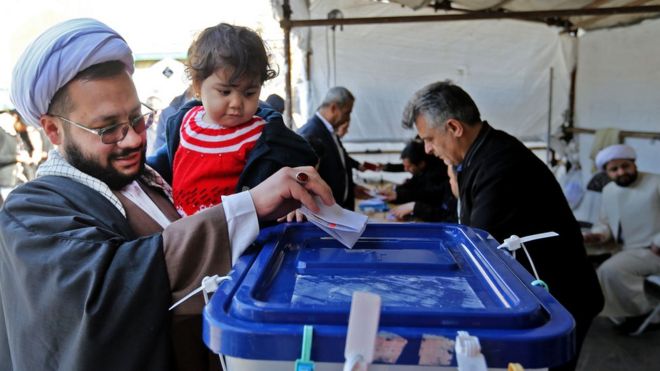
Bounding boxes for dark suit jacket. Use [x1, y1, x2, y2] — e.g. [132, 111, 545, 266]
[458, 122, 603, 325]
[393, 159, 457, 222]
[298, 114, 355, 209]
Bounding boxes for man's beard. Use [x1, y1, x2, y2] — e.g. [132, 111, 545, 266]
[64, 142, 145, 190]
[614, 171, 638, 187]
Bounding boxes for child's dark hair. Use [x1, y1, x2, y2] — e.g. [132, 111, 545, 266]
[187, 23, 277, 86]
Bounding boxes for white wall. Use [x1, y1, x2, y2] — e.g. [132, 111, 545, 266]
[575, 17, 660, 181]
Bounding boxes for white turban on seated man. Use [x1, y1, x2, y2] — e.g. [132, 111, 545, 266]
[595, 144, 636, 171]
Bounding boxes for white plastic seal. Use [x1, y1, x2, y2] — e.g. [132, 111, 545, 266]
[455, 331, 488, 371]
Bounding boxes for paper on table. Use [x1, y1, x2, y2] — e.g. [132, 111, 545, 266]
[359, 197, 389, 209]
[300, 197, 368, 249]
[365, 188, 387, 200]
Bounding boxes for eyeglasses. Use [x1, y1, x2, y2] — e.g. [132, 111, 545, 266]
[52, 103, 155, 144]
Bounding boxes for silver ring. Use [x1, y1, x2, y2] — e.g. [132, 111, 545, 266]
[295, 171, 309, 185]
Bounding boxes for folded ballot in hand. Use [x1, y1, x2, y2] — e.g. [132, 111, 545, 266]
[300, 197, 368, 249]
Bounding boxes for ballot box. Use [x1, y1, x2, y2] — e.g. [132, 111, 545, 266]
[203, 223, 575, 370]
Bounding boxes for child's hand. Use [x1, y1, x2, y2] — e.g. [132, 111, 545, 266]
[277, 209, 306, 223]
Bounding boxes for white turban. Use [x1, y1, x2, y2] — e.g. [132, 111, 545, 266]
[10, 18, 134, 128]
[595, 144, 636, 170]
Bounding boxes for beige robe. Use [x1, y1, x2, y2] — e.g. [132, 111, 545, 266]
[114, 181, 230, 371]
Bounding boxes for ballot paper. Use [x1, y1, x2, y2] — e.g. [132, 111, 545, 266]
[300, 197, 368, 249]
[358, 197, 389, 212]
[365, 188, 387, 200]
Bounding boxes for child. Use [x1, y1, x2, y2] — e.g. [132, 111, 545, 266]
[148, 23, 317, 216]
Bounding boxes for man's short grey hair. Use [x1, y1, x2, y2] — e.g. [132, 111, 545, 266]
[319, 86, 355, 109]
[402, 80, 481, 130]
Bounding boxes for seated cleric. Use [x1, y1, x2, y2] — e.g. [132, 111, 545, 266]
[585, 144, 660, 334]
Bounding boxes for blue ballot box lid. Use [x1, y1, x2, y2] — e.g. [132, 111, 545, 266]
[203, 223, 575, 368]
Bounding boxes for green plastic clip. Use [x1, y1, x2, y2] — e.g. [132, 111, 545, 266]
[295, 325, 314, 371]
[531, 279, 549, 291]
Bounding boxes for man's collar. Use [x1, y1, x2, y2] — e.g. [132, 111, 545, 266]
[460, 121, 491, 170]
[36, 149, 172, 217]
[315, 111, 335, 135]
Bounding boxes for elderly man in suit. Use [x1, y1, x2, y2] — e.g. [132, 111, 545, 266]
[298, 87, 369, 210]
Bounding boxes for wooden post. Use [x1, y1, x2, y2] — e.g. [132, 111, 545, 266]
[282, 0, 293, 128]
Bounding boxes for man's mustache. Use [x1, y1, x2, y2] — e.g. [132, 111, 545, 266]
[111, 147, 144, 160]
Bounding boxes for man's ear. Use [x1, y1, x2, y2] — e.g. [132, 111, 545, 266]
[40, 115, 63, 146]
[445, 119, 464, 137]
[323, 103, 339, 124]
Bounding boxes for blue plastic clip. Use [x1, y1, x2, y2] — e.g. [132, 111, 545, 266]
[295, 325, 314, 371]
[531, 279, 549, 291]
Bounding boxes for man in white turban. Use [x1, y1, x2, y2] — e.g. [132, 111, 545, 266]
[585, 144, 660, 334]
[1, 18, 333, 370]
[594, 144, 637, 175]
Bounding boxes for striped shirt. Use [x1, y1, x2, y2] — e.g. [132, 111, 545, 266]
[173, 105, 265, 216]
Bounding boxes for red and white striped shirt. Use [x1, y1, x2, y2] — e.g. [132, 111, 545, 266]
[172, 105, 265, 216]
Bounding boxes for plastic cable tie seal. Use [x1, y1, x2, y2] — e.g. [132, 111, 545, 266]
[295, 325, 315, 371]
[169, 274, 231, 311]
[343, 354, 365, 371]
[201, 275, 231, 304]
[343, 292, 380, 371]
[497, 232, 559, 251]
[498, 235, 522, 251]
[531, 279, 549, 291]
[455, 331, 488, 371]
[202, 275, 222, 293]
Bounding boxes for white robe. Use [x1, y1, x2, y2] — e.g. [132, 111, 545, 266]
[595, 172, 660, 317]
[592, 172, 660, 249]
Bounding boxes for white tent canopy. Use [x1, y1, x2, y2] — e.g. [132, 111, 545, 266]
[576, 17, 660, 176]
[271, 0, 660, 177]
[274, 0, 575, 142]
[132, 58, 189, 108]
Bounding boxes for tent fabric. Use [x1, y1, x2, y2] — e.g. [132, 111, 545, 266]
[272, 0, 660, 181]
[273, 0, 574, 142]
[132, 58, 188, 108]
[575, 16, 660, 178]
[389, 0, 660, 31]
